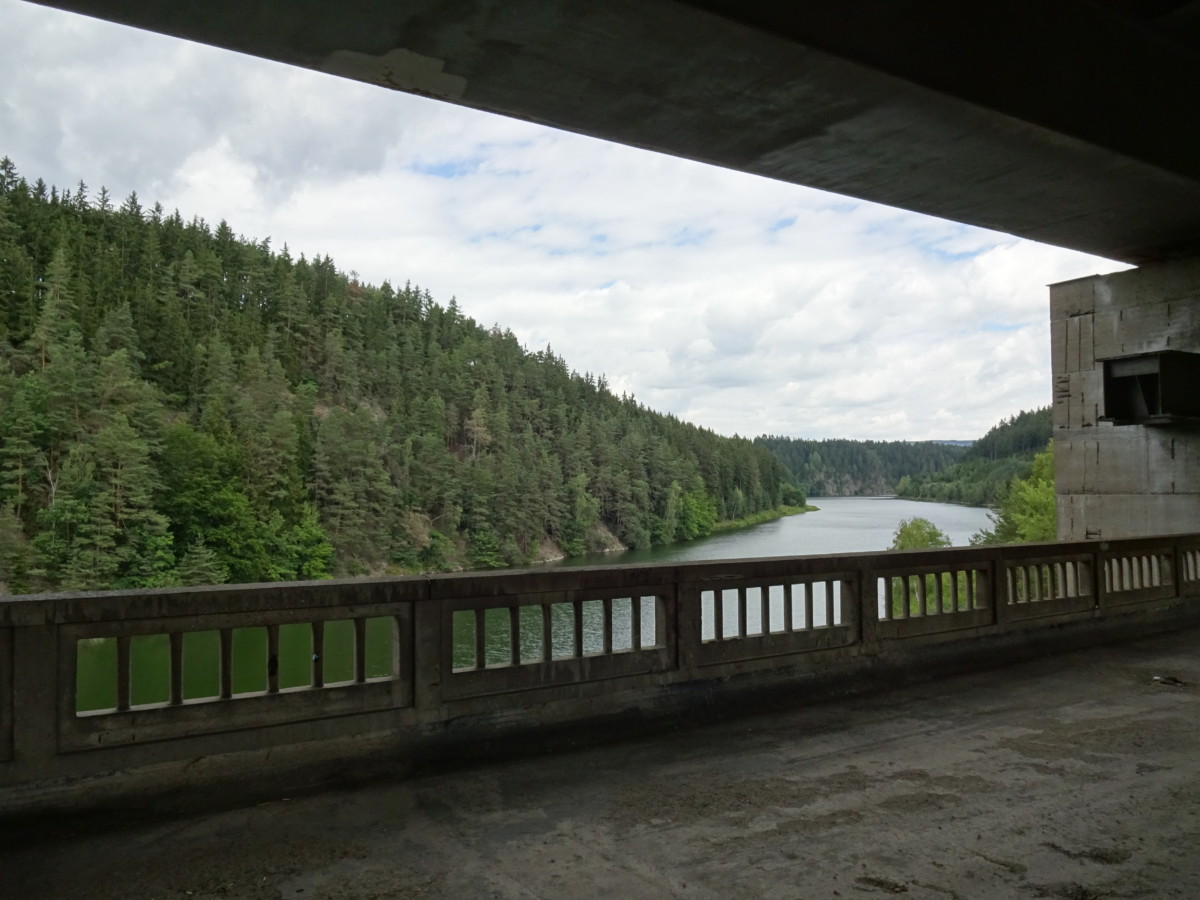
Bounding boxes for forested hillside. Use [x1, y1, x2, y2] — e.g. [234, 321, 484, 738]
[0, 159, 790, 593]
[754, 437, 966, 497]
[894, 408, 1052, 506]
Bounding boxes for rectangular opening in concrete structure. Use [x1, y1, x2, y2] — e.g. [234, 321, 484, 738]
[767, 585, 787, 633]
[276, 623, 312, 690]
[452, 610, 476, 671]
[721, 588, 740, 637]
[1101, 350, 1200, 426]
[76, 638, 116, 714]
[483, 608, 511, 667]
[362, 617, 396, 680]
[610, 597, 633, 651]
[550, 602, 575, 659]
[322, 620, 356, 685]
[519, 605, 544, 661]
[231, 627, 268, 694]
[638, 596, 658, 648]
[129, 634, 169, 706]
[182, 631, 221, 700]
[794, 582, 812, 628]
[580, 600, 606, 655]
[1183, 549, 1200, 582]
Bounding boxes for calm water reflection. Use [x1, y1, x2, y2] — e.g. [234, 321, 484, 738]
[555, 496, 994, 567]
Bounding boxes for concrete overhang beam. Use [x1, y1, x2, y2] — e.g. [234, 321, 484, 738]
[23, 0, 1200, 262]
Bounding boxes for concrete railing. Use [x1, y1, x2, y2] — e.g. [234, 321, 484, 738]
[2, 534, 1199, 817]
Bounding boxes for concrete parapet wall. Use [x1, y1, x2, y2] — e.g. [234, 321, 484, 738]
[1051, 258, 1200, 540]
[3, 536, 1199, 821]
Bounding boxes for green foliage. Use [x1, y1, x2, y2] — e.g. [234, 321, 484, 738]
[285, 505, 335, 581]
[895, 408, 1052, 507]
[965, 408, 1052, 462]
[0, 158, 792, 591]
[888, 517, 953, 618]
[710, 503, 813, 534]
[677, 490, 719, 541]
[468, 526, 508, 570]
[0, 504, 32, 594]
[177, 538, 230, 587]
[971, 443, 1056, 545]
[780, 482, 807, 507]
[757, 436, 966, 497]
[889, 517, 952, 551]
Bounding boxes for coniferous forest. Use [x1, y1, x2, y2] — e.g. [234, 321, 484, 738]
[754, 436, 967, 497]
[0, 159, 792, 594]
[893, 408, 1052, 507]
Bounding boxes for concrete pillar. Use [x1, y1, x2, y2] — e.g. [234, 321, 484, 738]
[10, 623, 60, 774]
[1050, 258, 1200, 540]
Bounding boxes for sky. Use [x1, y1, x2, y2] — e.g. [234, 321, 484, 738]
[0, 1, 1130, 442]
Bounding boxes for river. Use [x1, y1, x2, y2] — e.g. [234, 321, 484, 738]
[554, 496, 994, 567]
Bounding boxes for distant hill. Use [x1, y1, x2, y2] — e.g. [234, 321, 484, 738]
[894, 408, 1052, 507]
[963, 408, 1052, 461]
[754, 437, 968, 497]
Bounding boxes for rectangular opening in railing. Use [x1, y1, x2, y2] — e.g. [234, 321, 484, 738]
[442, 588, 672, 700]
[1181, 546, 1200, 590]
[451, 595, 659, 671]
[700, 581, 841, 641]
[878, 569, 984, 620]
[61, 598, 412, 752]
[1001, 554, 1095, 621]
[1102, 548, 1174, 606]
[689, 571, 856, 666]
[875, 564, 991, 637]
[75, 616, 399, 716]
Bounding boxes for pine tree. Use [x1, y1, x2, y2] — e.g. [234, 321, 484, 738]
[0, 193, 36, 343]
[30, 246, 80, 370]
[177, 538, 229, 586]
[0, 377, 45, 520]
[65, 415, 175, 590]
[0, 504, 32, 594]
[94, 302, 144, 367]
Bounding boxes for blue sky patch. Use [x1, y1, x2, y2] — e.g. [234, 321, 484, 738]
[923, 243, 987, 263]
[411, 158, 483, 178]
[669, 226, 714, 247]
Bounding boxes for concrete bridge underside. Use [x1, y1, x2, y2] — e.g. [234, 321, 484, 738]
[25, 0, 1200, 264]
[6, 628, 1198, 900]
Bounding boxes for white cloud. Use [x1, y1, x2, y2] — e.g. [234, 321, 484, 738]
[0, 0, 1131, 441]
